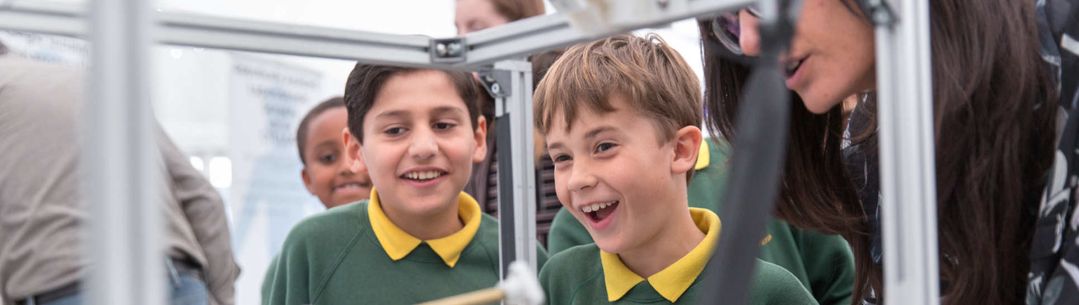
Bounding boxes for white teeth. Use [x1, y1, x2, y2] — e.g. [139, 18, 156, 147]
[580, 201, 616, 213]
[404, 170, 441, 180]
[336, 183, 367, 190]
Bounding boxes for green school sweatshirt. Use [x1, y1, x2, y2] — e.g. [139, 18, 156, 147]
[546, 139, 854, 305]
[540, 208, 818, 305]
[262, 194, 548, 305]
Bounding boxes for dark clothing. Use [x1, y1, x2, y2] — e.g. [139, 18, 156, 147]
[1027, 0, 1079, 304]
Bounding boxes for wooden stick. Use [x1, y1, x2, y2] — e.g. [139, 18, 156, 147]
[416, 288, 505, 305]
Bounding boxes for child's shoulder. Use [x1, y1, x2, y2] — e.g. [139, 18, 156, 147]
[750, 259, 819, 305]
[469, 212, 501, 245]
[541, 243, 600, 276]
[282, 201, 371, 246]
[538, 244, 603, 303]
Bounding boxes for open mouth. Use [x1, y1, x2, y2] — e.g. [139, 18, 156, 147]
[400, 170, 446, 182]
[581, 200, 619, 223]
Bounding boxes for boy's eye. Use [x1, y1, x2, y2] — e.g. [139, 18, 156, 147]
[551, 154, 571, 163]
[594, 142, 617, 154]
[384, 127, 407, 136]
[318, 153, 337, 164]
[433, 122, 456, 130]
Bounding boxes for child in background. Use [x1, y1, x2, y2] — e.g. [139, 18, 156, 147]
[296, 97, 372, 208]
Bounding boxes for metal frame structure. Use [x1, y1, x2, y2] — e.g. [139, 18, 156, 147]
[82, 0, 164, 304]
[871, 0, 941, 303]
[0, 0, 940, 304]
[482, 60, 541, 274]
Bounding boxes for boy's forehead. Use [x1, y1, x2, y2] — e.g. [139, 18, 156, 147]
[368, 105, 467, 121]
[364, 72, 468, 120]
[549, 106, 636, 139]
[549, 97, 638, 133]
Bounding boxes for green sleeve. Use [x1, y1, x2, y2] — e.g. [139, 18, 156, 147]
[546, 208, 594, 254]
[536, 242, 550, 269]
[262, 232, 311, 305]
[538, 257, 555, 305]
[796, 229, 855, 305]
[261, 205, 365, 305]
[259, 255, 278, 303]
[751, 260, 820, 305]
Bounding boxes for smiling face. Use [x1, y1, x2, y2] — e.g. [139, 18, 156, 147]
[544, 95, 698, 254]
[346, 70, 487, 229]
[737, 0, 876, 113]
[301, 106, 372, 208]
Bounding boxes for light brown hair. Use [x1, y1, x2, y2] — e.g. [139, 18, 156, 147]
[534, 34, 701, 145]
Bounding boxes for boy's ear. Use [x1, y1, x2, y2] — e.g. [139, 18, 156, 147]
[671, 126, 703, 176]
[472, 115, 489, 163]
[342, 127, 368, 173]
[301, 168, 316, 195]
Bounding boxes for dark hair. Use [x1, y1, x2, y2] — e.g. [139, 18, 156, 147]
[530, 49, 565, 89]
[488, 0, 545, 21]
[295, 96, 345, 165]
[698, 0, 1057, 304]
[344, 64, 484, 144]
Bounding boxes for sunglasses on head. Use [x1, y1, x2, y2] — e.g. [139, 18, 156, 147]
[710, 6, 761, 56]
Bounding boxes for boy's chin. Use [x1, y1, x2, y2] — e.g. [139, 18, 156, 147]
[390, 190, 461, 214]
[397, 198, 457, 215]
[591, 234, 630, 254]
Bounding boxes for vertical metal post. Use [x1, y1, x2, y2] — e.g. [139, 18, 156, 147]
[493, 59, 540, 277]
[84, 0, 162, 303]
[874, 0, 940, 303]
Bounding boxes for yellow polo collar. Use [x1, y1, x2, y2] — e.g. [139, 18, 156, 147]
[367, 188, 482, 268]
[695, 140, 710, 170]
[599, 208, 720, 302]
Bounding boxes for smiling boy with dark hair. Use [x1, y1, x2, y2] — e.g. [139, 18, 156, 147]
[263, 64, 546, 305]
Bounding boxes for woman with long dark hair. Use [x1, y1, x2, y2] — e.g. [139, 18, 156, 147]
[700, 1, 1058, 304]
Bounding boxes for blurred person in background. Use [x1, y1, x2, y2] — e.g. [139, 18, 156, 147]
[454, 0, 566, 246]
[0, 39, 240, 305]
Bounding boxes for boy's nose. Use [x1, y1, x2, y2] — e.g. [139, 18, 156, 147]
[566, 163, 597, 192]
[408, 131, 438, 160]
[739, 10, 762, 56]
[338, 163, 355, 176]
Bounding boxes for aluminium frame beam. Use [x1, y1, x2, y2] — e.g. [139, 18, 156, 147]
[83, 0, 164, 304]
[488, 60, 541, 275]
[874, 0, 941, 303]
[0, 0, 752, 68]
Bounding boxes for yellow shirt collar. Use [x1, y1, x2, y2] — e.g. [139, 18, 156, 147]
[367, 188, 482, 268]
[600, 208, 721, 302]
[694, 140, 710, 170]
